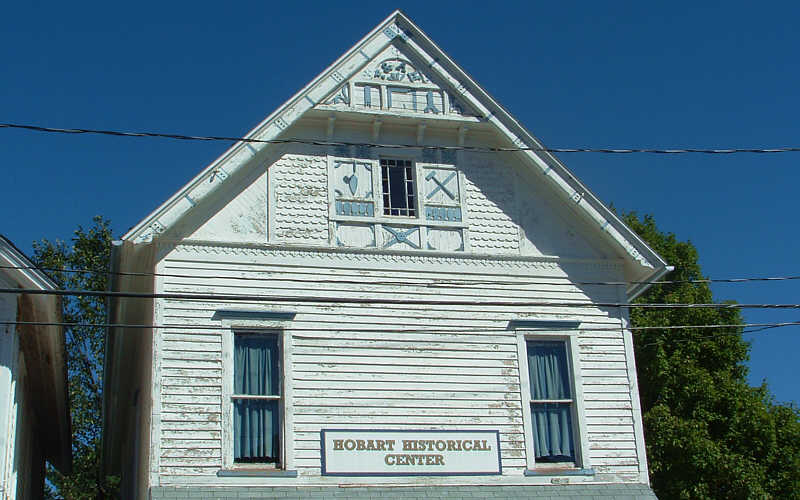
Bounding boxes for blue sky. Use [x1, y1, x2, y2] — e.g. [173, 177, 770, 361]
[1, 1, 798, 404]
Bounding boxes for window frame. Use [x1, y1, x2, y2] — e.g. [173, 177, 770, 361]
[516, 328, 590, 472]
[380, 157, 419, 218]
[221, 326, 293, 472]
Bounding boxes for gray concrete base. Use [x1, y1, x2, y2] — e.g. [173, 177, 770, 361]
[151, 483, 658, 499]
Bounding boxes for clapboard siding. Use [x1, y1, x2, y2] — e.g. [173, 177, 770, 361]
[154, 247, 642, 481]
[160, 330, 223, 471]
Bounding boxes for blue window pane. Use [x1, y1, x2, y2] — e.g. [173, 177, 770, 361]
[532, 402, 575, 462]
[233, 399, 280, 464]
[528, 341, 576, 462]
[527, 341, 571, 400]
[234, 335, 280, 396]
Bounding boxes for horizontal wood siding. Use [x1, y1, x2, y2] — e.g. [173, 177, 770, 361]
[156, 246, 639, 481]
[577, 328, 637, 473]
[159, 326, 223, 476]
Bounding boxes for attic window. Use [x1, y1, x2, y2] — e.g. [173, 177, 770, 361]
[381, 158, 416, 217]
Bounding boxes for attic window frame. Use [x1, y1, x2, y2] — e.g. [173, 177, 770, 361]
[380, 157, 418, 218]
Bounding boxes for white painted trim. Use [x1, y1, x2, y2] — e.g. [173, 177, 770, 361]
[516, 333, 534, 471]
[267, 156, 278, 245]
[0, 236, 57, 291]
[283, 326, 295, 471]
[0, 294, 17, 495]
[617, 286, 650, 484]
[122, 11, 403, 244]
[515, 328, 591, 471]
[164, 240, 625, 278]
[150, 260, 166, 487]
[397, 20, 666, 278]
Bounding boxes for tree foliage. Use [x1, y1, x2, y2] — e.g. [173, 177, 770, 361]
[624, 212, 800, 499]
[34, 216, 119, 499]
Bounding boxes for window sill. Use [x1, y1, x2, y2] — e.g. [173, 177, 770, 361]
[217, 469, 298, 478]
[524, 467, 595, 476]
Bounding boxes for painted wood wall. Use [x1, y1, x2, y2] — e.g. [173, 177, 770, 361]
[0, 288, 45, 500]
[139, 134, 648, 488]
[150, 245, 642, 486]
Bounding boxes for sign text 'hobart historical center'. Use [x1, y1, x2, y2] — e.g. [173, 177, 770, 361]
[321, 430, 501, 476]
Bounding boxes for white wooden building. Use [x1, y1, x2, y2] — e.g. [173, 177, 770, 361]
[0, 236, 71, 500]
[103, 11, 666, 499]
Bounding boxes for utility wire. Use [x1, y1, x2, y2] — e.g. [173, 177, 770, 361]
[2, 287, 800, 309]
[640, 322, 800, 347]
[2, 264, 799, 289]
[2, 122, 799, 155]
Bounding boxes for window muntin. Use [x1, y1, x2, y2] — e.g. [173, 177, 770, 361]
[233, 333, 282, 465]
[380, 158, 416, 217]
[527, 340, 576, 463]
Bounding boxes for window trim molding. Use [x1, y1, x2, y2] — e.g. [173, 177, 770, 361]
[514, 322, 591, 472]
[220, 318, 294, 472]
[380, 156, 419, 218]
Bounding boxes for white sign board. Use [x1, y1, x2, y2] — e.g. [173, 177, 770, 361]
[321, 429, 501, 476]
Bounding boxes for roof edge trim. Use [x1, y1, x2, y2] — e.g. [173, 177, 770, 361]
[0, 235, 58, 290]
[122, 10, 404, 243]
[120, 10, 667, 284]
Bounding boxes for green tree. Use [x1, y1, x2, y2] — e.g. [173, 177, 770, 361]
[624, 212, 800, 499]
[34, 216, 119, 499]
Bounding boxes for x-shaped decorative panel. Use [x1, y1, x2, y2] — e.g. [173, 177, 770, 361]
[424, 169, 459, 204]
[383, 226, 420, 249]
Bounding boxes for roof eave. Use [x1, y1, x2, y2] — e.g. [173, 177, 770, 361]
[122, 10, 404, 243]
[121, 10, 667, 280]
[392, 12, 668, 277]
[0, 235, 58, 290]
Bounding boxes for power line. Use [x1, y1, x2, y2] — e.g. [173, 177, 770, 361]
[640, 322, 800, 347]
[3, 286, 800, 309]
[2, 264, 799, 289]
[2, 122, 799, 155]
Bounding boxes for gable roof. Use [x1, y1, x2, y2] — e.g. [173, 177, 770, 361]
[0, 235, 58, 291]
[122, 10, 668, 298]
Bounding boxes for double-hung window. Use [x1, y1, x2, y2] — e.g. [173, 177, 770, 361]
[232, 332, 282, 466]
[527, 340, 576, 463]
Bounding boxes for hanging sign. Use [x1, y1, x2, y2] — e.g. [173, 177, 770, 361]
[320, 429, 501, 476]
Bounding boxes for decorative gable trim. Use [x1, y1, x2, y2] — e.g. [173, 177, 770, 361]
[315, 42, 478, 120]
[123, 10, 667, 296]
[124, 12, 407, 244]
